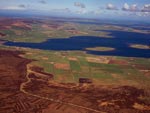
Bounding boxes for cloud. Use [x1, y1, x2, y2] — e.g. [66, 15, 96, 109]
[122, 3, 150, 17]
[122, 3, 139, 12]
[74, 2, 85, 8]
[130, 4, 138, 11]
[122, 3, 129, 11]
[135, 12, 150, 17]
[0, 5, 26, 10]
[141, 4, 150, 12]
[76, 9, 87, 14]
[106, 3, 117, 10]
[60, 8, 71, 13]
[18, 4, 26, 8]
[51, 8, 71, 13]
[39, 0, 46, 4]
[93, 10, 101, 15]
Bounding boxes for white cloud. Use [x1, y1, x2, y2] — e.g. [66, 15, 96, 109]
[75, 9, 87, 14]
[141, 4, 150, 12]
[74, 2, 86, 8]
[122, 3, 139, 12]
[94, 10, 101, 15]
[135, 12, 150, 17]
[51, 8, 71, 13]
[19, 4, 26, 8]
[130, 4, 138, 11]
[122, 3, 130, 11]
[89, 9, 102, 15]
[39, 0, 46, 4]
[106, 3, 117, 10]
[0, 6, 26, 10]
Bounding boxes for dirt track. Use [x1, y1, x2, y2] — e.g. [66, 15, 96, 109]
[0, 50, 150, 113]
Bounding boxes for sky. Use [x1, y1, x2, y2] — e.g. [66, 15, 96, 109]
[0, 0, 150, 21]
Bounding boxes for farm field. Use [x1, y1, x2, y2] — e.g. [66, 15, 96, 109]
[1, 45, 150, 87]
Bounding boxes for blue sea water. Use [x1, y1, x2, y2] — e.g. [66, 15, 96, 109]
[4, 30, 150, 58]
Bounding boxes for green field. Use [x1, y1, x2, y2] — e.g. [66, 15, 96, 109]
[1, 21, 112, 43]
[1, 45, 149, 88]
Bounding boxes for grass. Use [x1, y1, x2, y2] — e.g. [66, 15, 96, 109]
[2, 29, 48, 43]
[0, 45, 149, 89]
[69, 60, 81, 71]
[88, 62, 123, 73]
[2, 30, 15, 35]
[92, 72, 113, 79]
[78, 57, 89, 66]
[131, 58, 150, 67]
[1, 21, 114, 43]
[130, 44, 150, 49]
[86, 47, 115, 51]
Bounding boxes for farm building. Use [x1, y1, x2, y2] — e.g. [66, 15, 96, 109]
[79, 78, 92, 84]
